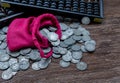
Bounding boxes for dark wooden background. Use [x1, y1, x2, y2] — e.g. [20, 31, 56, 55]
[0, 0, 120, 83]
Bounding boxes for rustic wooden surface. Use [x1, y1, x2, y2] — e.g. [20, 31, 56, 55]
[0, 0, 120, 83]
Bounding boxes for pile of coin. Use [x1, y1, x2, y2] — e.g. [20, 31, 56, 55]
[0, 22, 96, 80]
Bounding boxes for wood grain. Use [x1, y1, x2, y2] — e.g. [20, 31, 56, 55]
[0, 0, 120, 83]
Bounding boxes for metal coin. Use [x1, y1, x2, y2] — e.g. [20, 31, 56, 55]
[0, 42, 7, 49]
[43, 47, 51, 54]
[71, 44, 81, 51]
[0, 34, 6, 41]
[0, 62, 9, 70]
[10, 63, 20, 72]
[81, 45, 87, 52]
[62, 51, 72, 62]
[8, 58, 18, 66]
[65, 28, 74, 37]
[9, 51, 20, 57]
[20, 48, 32, 55]
[82, 35, 91, 42]
[2, 26, 8, 33]
[31, 62, 40, 71]
[38, 58, 51, 69]
[2, 68, 13, 80]
[51, 39, 60, 46]
[59, 47, 68, 55]
[52, 47, 60, 54]
[27, 50, 41, 61]
[85, 43, 96, 52]
[40, 29, 48, 38]
[19, 60, 30, 70]
[72, 35, 82, 41]
[64, 37, 76, 46]
[60, 23, 69, 31]
[76, 62, 87, 71]
[59, 41, 68, 48]
[18, 56, 29, 62]
[0, 53, 10, 62]
[59, 60, 70, 68]
[72, 51, 83, 60]
[48, 32, 58, 42]
[81, 17, 90, 25]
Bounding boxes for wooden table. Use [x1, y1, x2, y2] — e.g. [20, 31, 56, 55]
[0, 0, 120, 83]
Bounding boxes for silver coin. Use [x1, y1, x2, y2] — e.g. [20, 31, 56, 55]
[51, 39, 60, 46]
[69, 22, 79, 29]
[40, 29, 48, 38]
[0, 42, 7, 49]
[82, 35, 91, 42]
[61, 33, 68, 40]
[0, 62, 9, 70]
[28, 50, 41, 61]
[20, 48, 32, 55]
[9, 51, 20, 57]
[81, 17, 90, 25]
[52, 53, 61, 58]
[85, 44, 96, 52]
[38, 58, 51, 69]
[8, 58, 18, 66]
[72, 51, 82, 60]
[71, 58, 80, 64]
[81, 45, 87, 52]
[19, 60, 30, 70]
[31, 62, 40, 71]
[72, 35, 82, 41]
[48, 32, 58, 42]
[73, 28, 83, 36]
[71, 44, 81, 51]
[52, 47, 60, 54]
[0, 34, 6, 41]
[64, 37, 76, 46]
[59, 47, 68, 55]
[65, 28, 74, 37]
[59, 60, 70, 68]
[48, 26, 57, 32]
[59, 41, 68, 48]
[0, 53, 10, 62]
[2, 26, 8, 33]
[60, 23, 69, 31]
[18, 56, 29, 62]
[2, 68, 13, 80]
[62, 51, 72, 62]
[43, 47, 51, 54]
[76, 62, 87, 71]
[10, 63, 20, 72]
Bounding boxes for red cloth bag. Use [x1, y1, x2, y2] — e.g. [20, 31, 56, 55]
[7, 13, 62, 58]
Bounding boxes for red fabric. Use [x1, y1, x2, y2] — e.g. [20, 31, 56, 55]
[7, 13, 62, 58]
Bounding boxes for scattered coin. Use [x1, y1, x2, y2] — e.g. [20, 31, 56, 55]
[76, 62, 88, 71]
